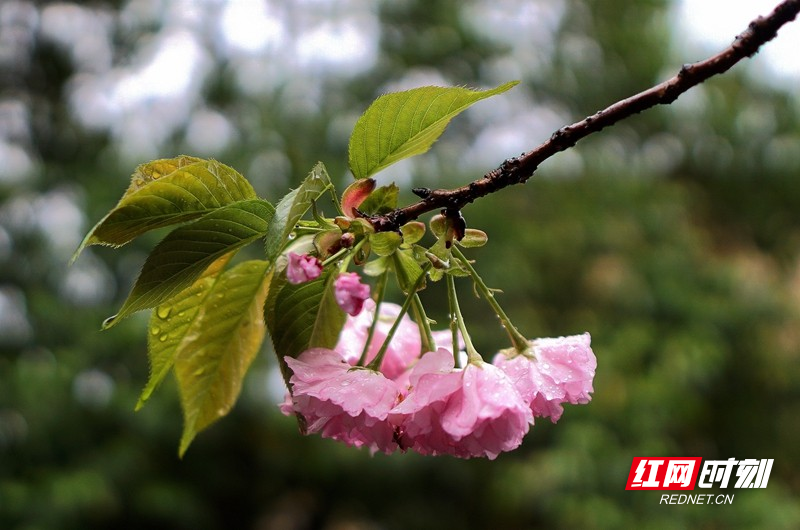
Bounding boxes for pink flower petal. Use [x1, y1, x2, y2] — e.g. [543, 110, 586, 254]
[286, 252, 322, 284]
[336, 299, 422, 381]
[494, 333, 596, 423]
[284, 348, 402, 454]
[334, 272, 371, 316]
[391, 351, 531, 460]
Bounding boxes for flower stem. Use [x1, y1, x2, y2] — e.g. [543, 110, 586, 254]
[357, 268, 389, 366]
[367, 263, 430, 372]
[446, 273, 481, 365]
[411, 293, 435, 354]
[445, 274, 461, 368]
[451, 246, 529, 353]
[323, 238, 365, 271]
[321, 247, 348, 267]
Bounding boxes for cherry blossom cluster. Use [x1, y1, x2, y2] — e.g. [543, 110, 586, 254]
[279, 267, 597, 458]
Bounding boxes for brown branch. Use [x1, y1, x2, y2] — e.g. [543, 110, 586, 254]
[369, 0, 800, 233]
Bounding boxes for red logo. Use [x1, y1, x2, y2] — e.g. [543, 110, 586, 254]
[626, 458, 702, 490]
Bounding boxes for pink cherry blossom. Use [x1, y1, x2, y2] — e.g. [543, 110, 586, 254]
[335, 299, 464, 383]
[336, 299, 421, 380]
[493, 333, 596, 422]
[334, 272, 371, 316]
[284, 348, 403, 454]
[286, 252, 322, 284]
[390, 349, 532, 460]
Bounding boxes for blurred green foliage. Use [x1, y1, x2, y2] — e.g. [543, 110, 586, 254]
[1, 0, 799, 528]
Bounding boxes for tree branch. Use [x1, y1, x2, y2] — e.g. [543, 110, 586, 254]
[369, 0, 800, 233]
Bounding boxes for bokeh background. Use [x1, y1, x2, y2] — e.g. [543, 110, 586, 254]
[2, 0, 799, 528]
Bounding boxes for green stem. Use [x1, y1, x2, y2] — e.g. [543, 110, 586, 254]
[357, 268, 389, 366]
[446, 273, 481, 365]
[322, 238, 366, 270]
[411, 293, 435, 354]
[367, 263, 431, 371]
[321, 247, 348, 267]
[445, 274, 462, 368]
[451, 246, 529, 353]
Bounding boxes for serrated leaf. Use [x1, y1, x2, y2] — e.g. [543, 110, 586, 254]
[348, 81, 518, 179]
[74, 157, 257, 261]
[264, 162, 332, 264]
[137, 253, 233, 410]
[125, 155, 204, 195]
[358, 184, 399, 215]
[176, 259, 271, 456]
[371, 231, 402, 257]
[268, 269, 346, 385]
[108, 199, 274, 325]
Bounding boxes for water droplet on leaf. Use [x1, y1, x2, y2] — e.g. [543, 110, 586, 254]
[156, 307, 172, 319]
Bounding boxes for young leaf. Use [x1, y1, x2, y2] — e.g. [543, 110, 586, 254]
[392, 248, 426, 293]
[108, 199, 274, 325]
[264, 162, 332, 264]
[348, 81, 519, 179]
[363, 256, 390, 277]
[268, 269, 346, 383]
[137, 253, 233, 410]
[400, 221, 426, 246]
[456, 228, 488, 248]
[74, 157, 257, 260]
[341, 178, 376, 217]
[175, 259, 271, 456]
[371, 231, 402, 257]
[358, 183, 399, 215]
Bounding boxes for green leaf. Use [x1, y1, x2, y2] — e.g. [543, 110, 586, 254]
[137, 253, 233, 410]
[264, 162, 332, 263]
[392, 248, 426, 293]
[358, 184, 399, 215]
[400, 221, 426, 245]
[313, 229, 343, 258]
[74, 157, 257, 261]
[268, 269, 346, 384]
[457, 228, 488, 248]
[371, 231, 402, 257]
[363, 256, 390, 277]
[108, 199, 274, 325]
[175, 259, 271, 456]
[348, 81, 519, 179]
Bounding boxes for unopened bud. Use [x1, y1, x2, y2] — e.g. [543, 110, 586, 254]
[340, 232, 356, 248]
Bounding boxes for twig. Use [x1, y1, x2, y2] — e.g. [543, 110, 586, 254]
[369, 0, 800, 233]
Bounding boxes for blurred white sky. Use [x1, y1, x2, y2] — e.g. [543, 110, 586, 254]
[678, 0, 800, 82]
